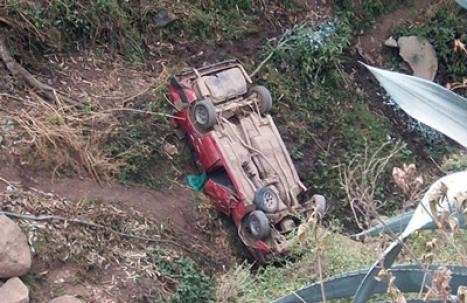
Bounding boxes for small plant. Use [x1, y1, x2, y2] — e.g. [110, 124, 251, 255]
[339, 141, 405, 229]
[151, 253, 215, 303]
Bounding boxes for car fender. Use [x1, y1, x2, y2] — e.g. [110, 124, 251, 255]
[204, 179, 237, 216]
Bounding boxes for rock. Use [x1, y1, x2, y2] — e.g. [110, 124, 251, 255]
[0, 215, 32, 278]
[397, 36, 438, 81]
[0, 277, 29, 303]
[384, 36, 398, 48]
[49, 295, 84, 303]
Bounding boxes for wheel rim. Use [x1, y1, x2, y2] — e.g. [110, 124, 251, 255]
[194, 105, 209, 125]
[263, 191, 276, 209]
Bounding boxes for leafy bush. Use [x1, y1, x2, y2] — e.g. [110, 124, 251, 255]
[273, 19, 352, 82]
[394, 7, 467, 82]
[151, 253, 215, 303]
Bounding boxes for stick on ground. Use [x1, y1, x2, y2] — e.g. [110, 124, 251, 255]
[0, 37, 81, 107]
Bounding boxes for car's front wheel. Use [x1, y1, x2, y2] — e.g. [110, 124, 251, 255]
[255, 186, 279, 213]
[192, 100, 216, 130]
[248, 210, 271, 240]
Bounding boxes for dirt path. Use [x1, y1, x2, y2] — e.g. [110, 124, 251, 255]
[0, 162, 192, 227]
[0, 159, 239, 264]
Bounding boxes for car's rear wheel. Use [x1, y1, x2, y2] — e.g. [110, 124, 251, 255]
[255, 186, 279, 213]
[193, 100, 216, 130]
[248, 210, 271, 240]
[249, 85, 272, 114]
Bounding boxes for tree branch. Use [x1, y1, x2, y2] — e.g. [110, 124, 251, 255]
[0, 36, 81, 107]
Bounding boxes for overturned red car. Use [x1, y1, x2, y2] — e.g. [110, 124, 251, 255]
[169, 60, 325, 260]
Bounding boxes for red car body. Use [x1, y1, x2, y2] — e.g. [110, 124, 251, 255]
[168, 60, 324, 260]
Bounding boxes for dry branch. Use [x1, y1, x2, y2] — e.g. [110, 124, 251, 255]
[0, 37, 81, 106]
[0, 210, 212, 261]
[339, 141, 405, 229]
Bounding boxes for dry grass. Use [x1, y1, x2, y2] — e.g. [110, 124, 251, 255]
[215, 263, 252, 303]
[1, 184, 180, 301]
[339, 140, 405, 230]
[8, 94, 122, 183]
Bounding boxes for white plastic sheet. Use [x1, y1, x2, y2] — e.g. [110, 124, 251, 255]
[456, 0, 467, 9]
[363, 64, 467, 148]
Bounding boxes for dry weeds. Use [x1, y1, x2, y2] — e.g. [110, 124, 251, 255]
[7, 95, 122, 183]
[215, 263, 252, 303]
[339, 141, 405, 229]
[1, 184, 181, 301]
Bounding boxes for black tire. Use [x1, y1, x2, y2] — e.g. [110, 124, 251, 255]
[248, 210, 271, 240]
[192, 100, 216, 130]
[249, 85, 272, 114]
[255, 186, 279, 213]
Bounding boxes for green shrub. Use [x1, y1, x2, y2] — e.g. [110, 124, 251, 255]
[150, 252, 215, 303]
[394, 7, 467, 82]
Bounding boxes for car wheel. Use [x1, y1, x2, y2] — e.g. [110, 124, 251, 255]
[255, 186, 279, 213]
[312, 194, 326, 218]
[248, 210, 271, 240]
[249, 85, 272, 114]
[193, 100, 216, 130]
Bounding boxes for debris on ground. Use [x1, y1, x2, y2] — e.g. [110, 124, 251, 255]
[251, 18, 338, 77]
[0, 185, 216, 302]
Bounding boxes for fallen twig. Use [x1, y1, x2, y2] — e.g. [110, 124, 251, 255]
[0, 37, 81, 107]
[0, 176, 18, 187]
[122, 65, 167, 105]
[0, 210, 215, 264]
[249, 30, 291, 78]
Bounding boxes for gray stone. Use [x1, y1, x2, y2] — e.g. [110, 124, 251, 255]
[398, 36, 438, 81]
[0, 215, 32, 278]
[0, 277, 29, 303]
[49, 295, 84, 303]
[384, 36, 398, 48]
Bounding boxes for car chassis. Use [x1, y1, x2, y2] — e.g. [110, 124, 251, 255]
[169, 60, 325, 260]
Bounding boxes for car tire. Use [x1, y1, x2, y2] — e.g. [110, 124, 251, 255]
[249, 85, 272, 114]
[255, 186, 279, 213]
[248, 210, 271, 240]
[193, 100, 216, 130]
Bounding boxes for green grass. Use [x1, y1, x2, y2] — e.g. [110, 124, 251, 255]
[4, 0, 300, 61]
[217, 228, 467, 302]
[216, 230, 377, 302]
[335, 0, 408, 30]
[148, 250, 215, 303]
[104, 92, 192, 188]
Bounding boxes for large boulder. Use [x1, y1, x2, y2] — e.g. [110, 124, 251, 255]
[397, 36, 438, 81]
[49, 295, 84, 303]
[0, 277, 29, 303]
[0, 215, 32, 278]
